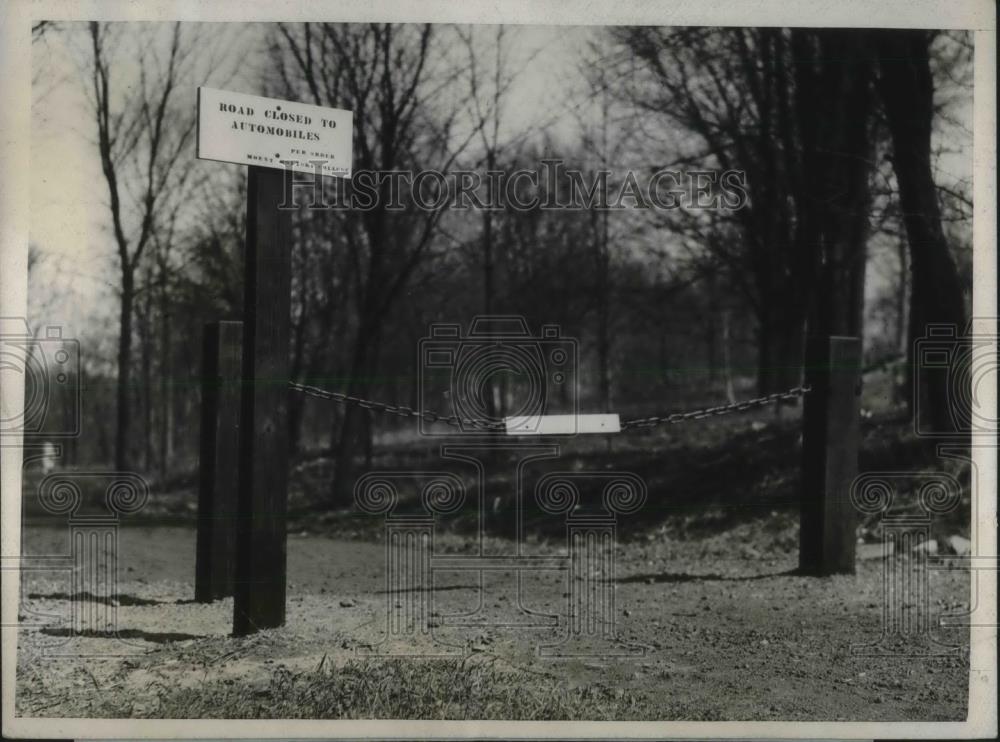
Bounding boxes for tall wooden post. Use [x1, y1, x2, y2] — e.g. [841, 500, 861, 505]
[195, 321, 242, 603]
[799, 335, 862, 575]
[234, 166, 292, 635]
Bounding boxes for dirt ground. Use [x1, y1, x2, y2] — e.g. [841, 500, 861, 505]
[14, 401, 976, 720]
[15, 521, 971, 720]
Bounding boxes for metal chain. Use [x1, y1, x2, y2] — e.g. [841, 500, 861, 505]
[618, 385, 811, 430]
[287, 381, 505, 431]
[288, 380, 811, 433]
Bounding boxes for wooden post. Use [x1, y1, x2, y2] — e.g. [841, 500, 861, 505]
[799, 335, 862, 575]
[195, 321, 243, 602]
[234, 166, 292, 635]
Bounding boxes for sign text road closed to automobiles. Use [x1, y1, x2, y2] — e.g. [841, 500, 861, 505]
[197, 87, 353, 178]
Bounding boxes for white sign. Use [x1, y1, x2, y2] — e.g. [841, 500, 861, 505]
[197, 87, 352, 178]
[504, 414, 621, 435]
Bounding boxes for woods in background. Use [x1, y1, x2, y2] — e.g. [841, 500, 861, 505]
[28, 24, 973, 495]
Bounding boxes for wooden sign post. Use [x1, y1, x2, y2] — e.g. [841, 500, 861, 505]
[195, 320, 242, 603]
[799, 335, 862, 575]
[233, 166, 293, 635]
[197, 87, 352, 635]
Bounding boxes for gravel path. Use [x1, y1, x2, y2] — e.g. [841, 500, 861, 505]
[15, 524, 970, 720]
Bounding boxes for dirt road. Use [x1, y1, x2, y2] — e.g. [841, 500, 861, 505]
[15, 523, 971, 720]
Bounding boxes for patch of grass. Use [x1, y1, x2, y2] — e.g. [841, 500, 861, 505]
[126, 658, 658, 720]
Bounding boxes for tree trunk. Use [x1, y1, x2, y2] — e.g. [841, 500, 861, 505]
[804, 31, 873, 349]
[66, 368, 80, 465]
[159, 266, 173, 482]
[482, 150, 500, 421]
[705, 304, 718, 384]
[893, 237, 910, 406]
[721, 309, 736, 403]
[116, 265, 135, 471]
[875, 29, 968, 433]
[756, 295, 806, 395]
[139, 283, 153, 472]
[895, 237, 910, 354]
[596, 207, 612, 413]
[331, 321, 380, 502]
[288, 311, 308, 457]
[757, 298, 807, 420]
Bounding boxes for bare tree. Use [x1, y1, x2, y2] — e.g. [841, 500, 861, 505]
[272, 22, 480, 501]
[32, 22, 67, 97]
[84, 22, 219, 470]
[608, 27, 815, 395]
[456, 25, 518, 420]
[791, 28, 874, 341]
[575, 46, 630, 414]
[607, 27, 876, 397]
[874, 29, 968, 432]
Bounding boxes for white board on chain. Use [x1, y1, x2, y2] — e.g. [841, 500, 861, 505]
[504, 414, 621, 435]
